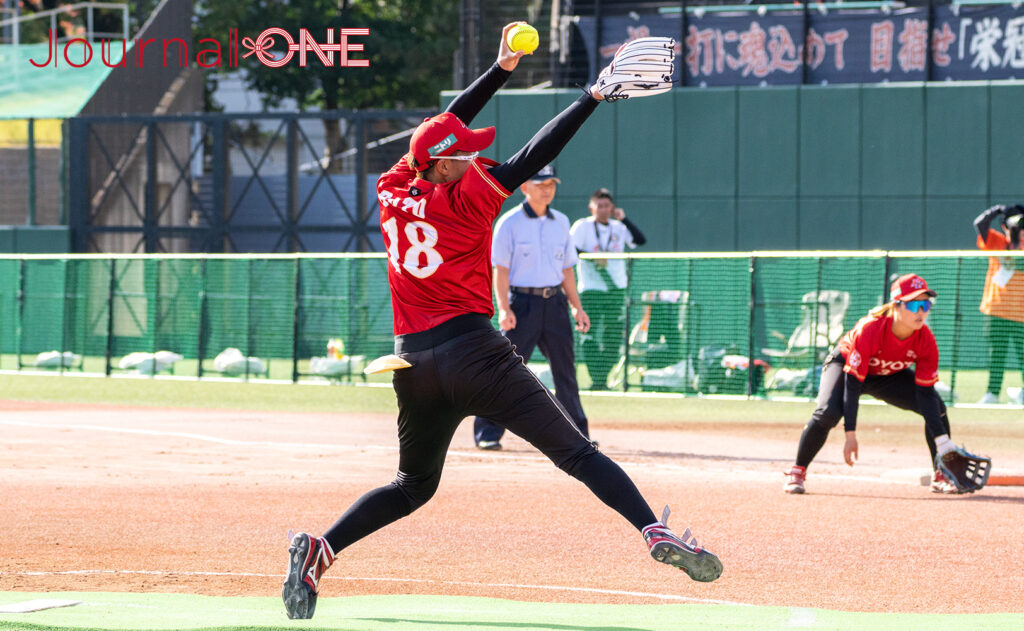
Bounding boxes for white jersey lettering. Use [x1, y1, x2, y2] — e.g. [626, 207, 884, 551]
[381, 217, 444, 279]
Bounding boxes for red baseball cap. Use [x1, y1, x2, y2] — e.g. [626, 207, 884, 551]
[890, 273, 937, 302]
[408, 112, 495, 171]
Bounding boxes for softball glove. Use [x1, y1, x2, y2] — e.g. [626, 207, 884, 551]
[594, 37, 675, 102]
[935, 445, 992, 493]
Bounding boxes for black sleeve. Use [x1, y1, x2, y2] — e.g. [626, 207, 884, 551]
[621, 217, 647, 246]
[445, 63, 512, 125]
[915, 385, 947, 438]
[488, 92, 601, 192]
[974, 205, 1005, 240]
[842, 373, 863, 432]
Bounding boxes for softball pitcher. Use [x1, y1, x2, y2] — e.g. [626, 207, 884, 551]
[281, 25, 721, 620]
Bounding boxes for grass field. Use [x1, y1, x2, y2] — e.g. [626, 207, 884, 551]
[2, 372, 1023, 423]
[0, 592, 1019, 631]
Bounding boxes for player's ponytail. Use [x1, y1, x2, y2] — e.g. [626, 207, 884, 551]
[868, 302, 896, 319]
[407, 154, 436, 173]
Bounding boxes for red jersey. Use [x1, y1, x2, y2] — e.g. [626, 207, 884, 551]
[835, 313, 939, 385]
[376, 155, 510, 334]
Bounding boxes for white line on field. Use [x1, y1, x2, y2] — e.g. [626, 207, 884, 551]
[0, 569, 749, 606]
[0, 419, 927, 485]
[0, 419, 398, 451]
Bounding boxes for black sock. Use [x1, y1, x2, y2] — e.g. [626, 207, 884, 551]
[795, 420, 831, 468]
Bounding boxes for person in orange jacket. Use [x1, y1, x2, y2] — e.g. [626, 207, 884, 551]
[974, 204, 1024, 405]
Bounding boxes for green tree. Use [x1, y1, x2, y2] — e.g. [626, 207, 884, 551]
[196, 0, 460, 170]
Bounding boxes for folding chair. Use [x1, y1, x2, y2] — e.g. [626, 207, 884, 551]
[606, 290, 691, 390]
[763, 290, 850, 392]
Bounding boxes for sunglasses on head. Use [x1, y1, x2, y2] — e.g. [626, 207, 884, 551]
[900, 299, 932, 313]
[428, 151, 479, 161]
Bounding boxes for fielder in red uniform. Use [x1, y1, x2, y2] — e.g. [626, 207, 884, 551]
[281, 25, 721, 620]
[784, 274, 964, 495]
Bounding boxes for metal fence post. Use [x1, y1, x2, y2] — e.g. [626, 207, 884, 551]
[60, 259, 68, 374]
[16, 259, 24, 369]
[105, 258, 116, 376]
[883, 254, 893, 298]
[286, 119, 298, 253]
[27, 118, 36, 226]
[622, 257, 633, 392]
[145, 122, 158, 252]
[60, 119, 68, 226]
[197, 258, 208, 378]
[949, 256, 964, 403]
[811, 256, 824, 397]
[679, 0, 688, 87]
[801, 1, 810, 85]
[926, 0, 935, 82]
[245, 258, 253, 380]
[150, 258, 160, 361]
[747, 255, 757, 397]
[211, 117, 227, 253]
[355, 116, 368, 253]
[67, 119, 91, 251]
[291, 257, 301, 383]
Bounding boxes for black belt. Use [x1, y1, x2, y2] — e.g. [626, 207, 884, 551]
[511, 285, 562, 298]
[394, 313, 492, 353]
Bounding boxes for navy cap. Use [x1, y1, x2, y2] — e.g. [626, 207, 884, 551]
[528, 164, 561, 183]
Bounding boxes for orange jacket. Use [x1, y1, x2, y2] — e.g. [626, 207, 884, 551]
[977, 230, 1024, 323]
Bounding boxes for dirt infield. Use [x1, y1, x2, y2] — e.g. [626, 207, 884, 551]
[2, 399, 1022, 614]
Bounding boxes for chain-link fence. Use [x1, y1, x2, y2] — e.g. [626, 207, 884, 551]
[2, 251, 1020, 405]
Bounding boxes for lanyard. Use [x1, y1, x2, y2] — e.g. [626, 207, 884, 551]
[593, 220, 611, 252]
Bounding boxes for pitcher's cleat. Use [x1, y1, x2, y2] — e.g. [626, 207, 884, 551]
[282, 532, 335, 620]
[642, 506, 723, 582]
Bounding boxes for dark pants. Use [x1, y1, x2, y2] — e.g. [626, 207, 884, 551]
[474, 290, 588, 443]
[795, 356, 951, 469]
[985, 315, 1024, 394]
[320, 315, 656, 554]
[580, 288, 626, 390]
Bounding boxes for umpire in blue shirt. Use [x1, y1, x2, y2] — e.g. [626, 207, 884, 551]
[473, 164, 592, 449]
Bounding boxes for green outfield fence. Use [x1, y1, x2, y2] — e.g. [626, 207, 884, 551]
[1, 251, 1021, 404]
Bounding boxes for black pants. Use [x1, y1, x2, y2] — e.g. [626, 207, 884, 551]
[580, 288, 626, 390]
[320, 315, 655, 554]
[474, 290, 588, 443]
[795, 356, 950, 469]
[985, 315, 1024, 394]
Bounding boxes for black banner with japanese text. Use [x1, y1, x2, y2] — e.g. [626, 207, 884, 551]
[575, 5, 1024, 85]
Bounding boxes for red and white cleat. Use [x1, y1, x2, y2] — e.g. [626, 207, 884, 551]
[930, 469, 964, 495]
[784, 465, 806, 494]
[282, 532, 335, 620]
[642, 506, 723, 582]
